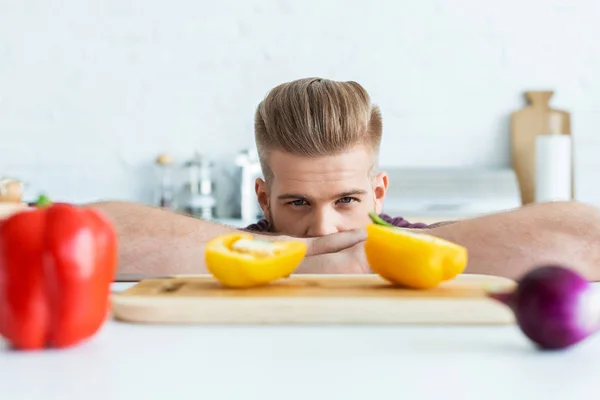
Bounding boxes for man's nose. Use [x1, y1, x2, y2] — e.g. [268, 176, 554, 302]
[306, 211, 339, 237]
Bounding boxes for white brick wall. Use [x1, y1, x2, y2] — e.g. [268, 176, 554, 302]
[1, 0, 600, 211]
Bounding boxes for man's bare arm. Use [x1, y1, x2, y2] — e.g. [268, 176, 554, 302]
[425, 201, 600, 281]
[89, 201, 366, 276]
[90, 201, 235, 276]
[91, 200, 600, 281]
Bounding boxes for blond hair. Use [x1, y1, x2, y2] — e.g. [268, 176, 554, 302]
[254, 78, 382, 181]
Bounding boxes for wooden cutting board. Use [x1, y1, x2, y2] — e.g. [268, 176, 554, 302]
[510, 90, 573, 205]
[111, 274, 516, 325]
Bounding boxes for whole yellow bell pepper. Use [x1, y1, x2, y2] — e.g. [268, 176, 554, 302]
[205, 233, 307, 288]
[365, 213, 468, 289]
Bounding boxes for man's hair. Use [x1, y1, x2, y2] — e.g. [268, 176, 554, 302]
[254, 77, 382, 182]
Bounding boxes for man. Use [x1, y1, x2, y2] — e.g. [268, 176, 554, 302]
[246, 78, 430, 236]
[90, 78, 600, 280]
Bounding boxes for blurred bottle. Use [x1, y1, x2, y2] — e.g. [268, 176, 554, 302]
[155, 153, 176, 209]
[235, 148, 263, 224]
[179, 152, 216, 220]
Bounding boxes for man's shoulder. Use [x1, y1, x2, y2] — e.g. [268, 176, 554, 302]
[378, 214, 429, 229]
[379, 214, 456, 229]
[244, 218, 271, 232]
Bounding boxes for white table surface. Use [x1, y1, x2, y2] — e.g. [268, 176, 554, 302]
[2, 282, 600, 400]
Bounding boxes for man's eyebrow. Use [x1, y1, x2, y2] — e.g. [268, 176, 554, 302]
[277, 193, 310, 200]
[277, 189, 367, 201]
[336, 189, 367, 198]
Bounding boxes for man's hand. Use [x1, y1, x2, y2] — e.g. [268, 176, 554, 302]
[303, 229, 367, 256]
[271, 229, 366, 256]
[297, 242, 371, 274]
[266, 229, 369, 274]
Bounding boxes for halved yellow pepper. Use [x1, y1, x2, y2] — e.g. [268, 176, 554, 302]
[205, 233, 307, 288]
[365, 223, 468, 289]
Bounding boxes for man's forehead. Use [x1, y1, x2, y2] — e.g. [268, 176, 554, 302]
[274, 168, 365, 183]
[270, 158, 370, 188]
[266, 146, 375, 197]
[269, 162, 372, 199]
[268, 147, 373, 177]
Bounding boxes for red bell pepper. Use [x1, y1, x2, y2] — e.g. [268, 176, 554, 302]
[0, 203, 117, 350]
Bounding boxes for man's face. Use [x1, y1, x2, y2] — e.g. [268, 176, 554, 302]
[255, 145, 388, 237]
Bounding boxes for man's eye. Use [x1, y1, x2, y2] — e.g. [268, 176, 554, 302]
[289, 200, 308, 207]
[337, 197, 358, 204]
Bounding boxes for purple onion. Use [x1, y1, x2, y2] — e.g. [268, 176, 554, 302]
[488, 265, 600, 350]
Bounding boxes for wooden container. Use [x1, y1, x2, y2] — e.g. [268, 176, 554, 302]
[0, 178, 24, 203]
[510, 91, 573, 205]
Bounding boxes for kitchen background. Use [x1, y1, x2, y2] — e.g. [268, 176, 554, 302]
[1, 0, 599, 226]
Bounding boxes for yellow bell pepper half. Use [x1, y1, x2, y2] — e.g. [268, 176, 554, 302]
[205, 233, 307, 288]
[365, 224, 468, 289]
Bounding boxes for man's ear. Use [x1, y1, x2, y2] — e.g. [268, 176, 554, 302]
[373, 171, 388, 214]
[255, 177, 270, 221]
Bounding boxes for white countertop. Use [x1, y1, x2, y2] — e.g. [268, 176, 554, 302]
[2, 282, 600, 400]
